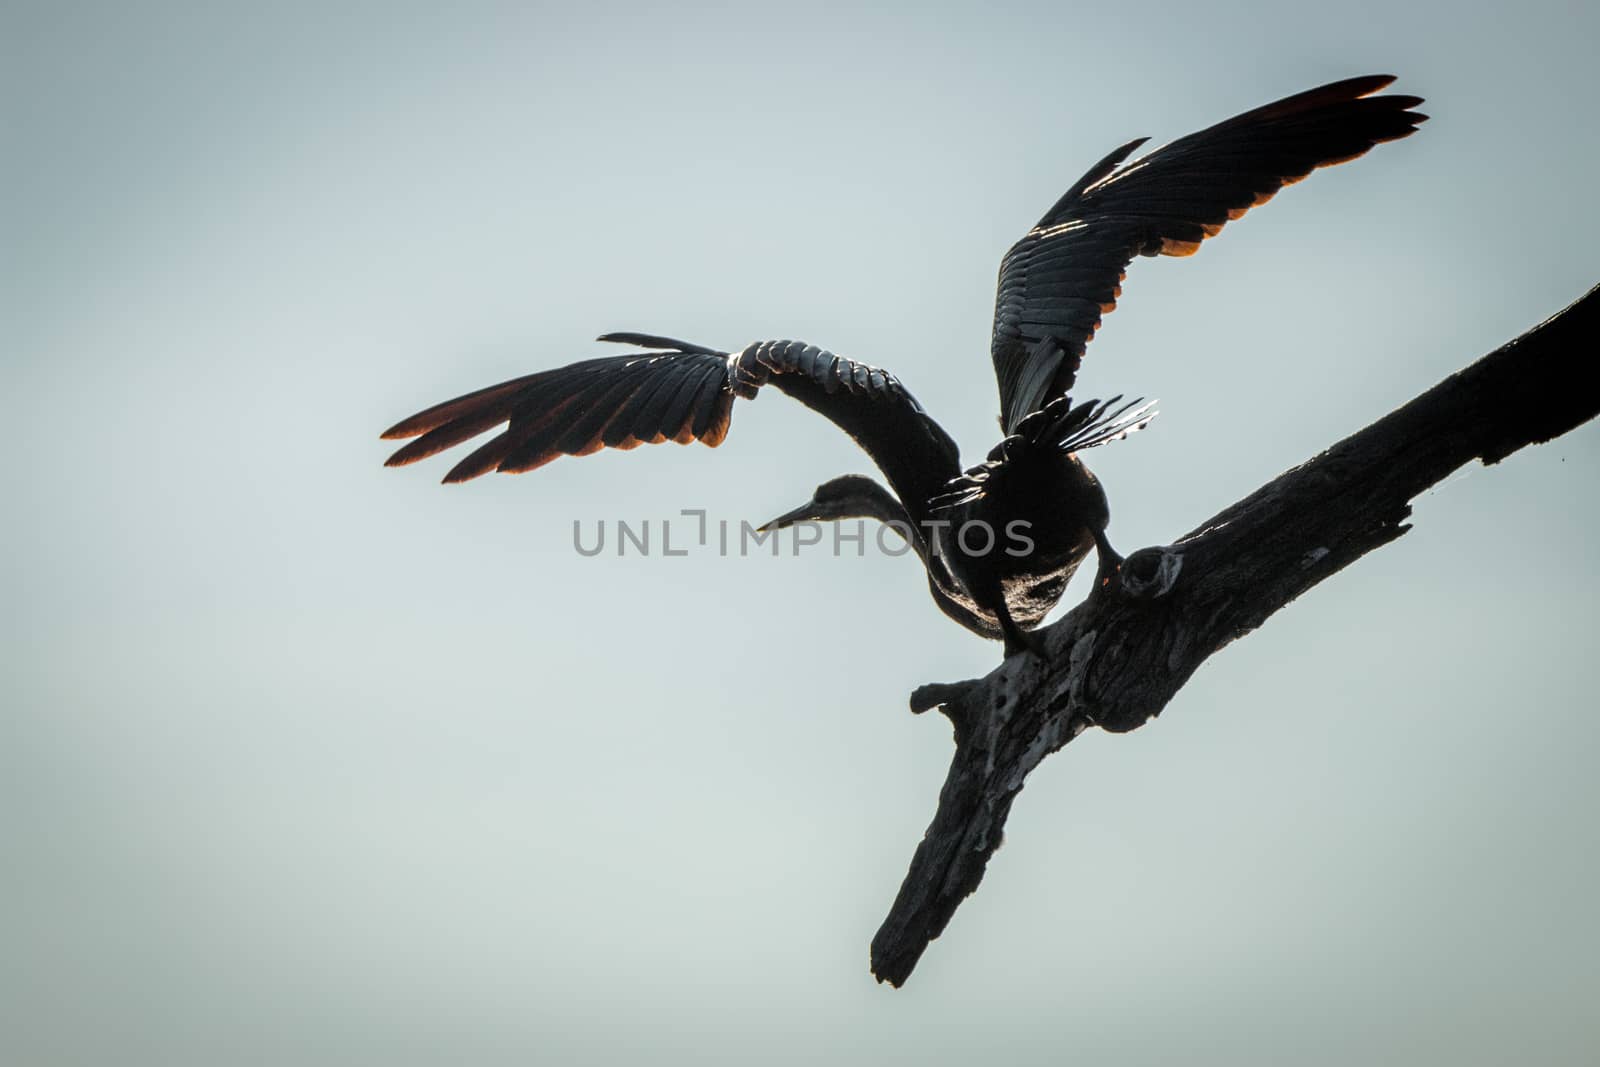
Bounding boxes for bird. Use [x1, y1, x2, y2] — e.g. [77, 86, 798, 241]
[381, 75, 1425, 657]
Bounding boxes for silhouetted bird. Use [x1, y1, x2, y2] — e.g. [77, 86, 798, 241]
[382, 75, 1425, 655]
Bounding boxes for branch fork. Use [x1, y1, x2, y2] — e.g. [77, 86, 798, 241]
[870, 284, 1599, 987]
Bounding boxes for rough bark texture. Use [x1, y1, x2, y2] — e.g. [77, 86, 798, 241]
[872, 283, 1600, 988]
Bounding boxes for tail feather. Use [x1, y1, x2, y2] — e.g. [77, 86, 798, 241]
[1055, 396, 1158, 453]
[928, 394, 1156, 513]
[1010, 393, 1157, 453]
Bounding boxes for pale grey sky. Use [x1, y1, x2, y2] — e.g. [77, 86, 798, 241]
[4, 2, 1597, 1064]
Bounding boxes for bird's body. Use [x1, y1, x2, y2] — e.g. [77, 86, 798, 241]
[382, 76, 1425, 656]
[936, 450, 1108, 647]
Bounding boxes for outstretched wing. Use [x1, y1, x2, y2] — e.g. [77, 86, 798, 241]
[381, 335, 962, 521]
[991, 74, 1427, 432]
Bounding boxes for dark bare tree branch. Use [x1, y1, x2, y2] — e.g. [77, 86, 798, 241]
[872, 283, 1600, 988]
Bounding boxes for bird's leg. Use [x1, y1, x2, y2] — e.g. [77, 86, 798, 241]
[996, 599, 1045, 659]
[1093, 526, 1124, 589]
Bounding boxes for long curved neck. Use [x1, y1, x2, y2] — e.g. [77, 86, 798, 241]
[842, 478, 914, 525]
[826, 477, 931, 565]
[820, 475, 1003, 639]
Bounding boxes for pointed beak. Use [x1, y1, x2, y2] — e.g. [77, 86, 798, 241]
[756, 502, 817, 533]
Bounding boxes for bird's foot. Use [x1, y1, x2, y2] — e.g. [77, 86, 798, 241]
[1093, 529, 1124, 591]
[999, 616, 1047, 660]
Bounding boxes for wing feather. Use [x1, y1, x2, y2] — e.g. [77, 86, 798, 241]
[991, 75, 1426, 431]
[382, 336, 959, 515]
